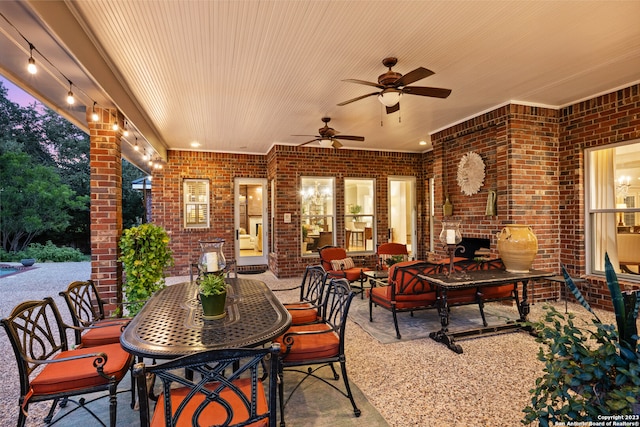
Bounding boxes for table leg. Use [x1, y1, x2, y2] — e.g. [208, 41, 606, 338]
[518, 280, 530, 322]
[429, 290, 464, 354]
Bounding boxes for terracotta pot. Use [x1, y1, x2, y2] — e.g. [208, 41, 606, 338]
[199, 290, 227, 320]
[496, 225, 538, 273]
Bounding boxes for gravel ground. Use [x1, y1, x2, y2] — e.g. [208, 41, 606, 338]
[0, 262, 625, 427]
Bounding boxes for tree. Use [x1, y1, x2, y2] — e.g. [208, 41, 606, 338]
[122, 159, 146, 229]
[0, 151, 85, 252]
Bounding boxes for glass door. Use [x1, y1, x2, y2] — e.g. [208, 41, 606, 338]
[234, 178, 268, 266]
[388, 176, 417, 259]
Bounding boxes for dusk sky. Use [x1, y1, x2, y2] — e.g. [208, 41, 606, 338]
[1, 74, 40, 107]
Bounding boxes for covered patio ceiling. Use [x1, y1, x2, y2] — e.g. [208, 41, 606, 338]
[1, 1, 639, 172]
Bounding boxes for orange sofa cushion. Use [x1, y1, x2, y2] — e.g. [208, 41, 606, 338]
[284, 302, 319, 325]
[30, 343, 132, 396]
[151, 378, 268, 427]
[275, 323, 339, 363]
[478, 284, 515, 300]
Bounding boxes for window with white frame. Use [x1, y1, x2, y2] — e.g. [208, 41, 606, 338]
[586, 140, 640, 277]
[344, 178, 375, 253]
[301, 177, 334, 256]
[183, 179, 210, 228]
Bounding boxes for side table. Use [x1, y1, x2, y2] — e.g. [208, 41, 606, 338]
[363, 270, 389, 293]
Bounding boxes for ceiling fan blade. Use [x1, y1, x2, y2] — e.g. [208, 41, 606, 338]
[297, 139, 319, 147]
[336, 135, 365, 141]
[292, 134, 319, 137]
[403, 86, 452, 98]
[386, 103, 400, 114]
[337, 92, 379, 106]
[342, 79, 385, 89]
[393, 67, 434, 87]
[331, 139, 343, 149]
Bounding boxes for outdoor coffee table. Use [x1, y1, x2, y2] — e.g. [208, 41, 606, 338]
[363, 270, 389, 289]
[120, 278, 292, 359]
[419, 269, 554, 353]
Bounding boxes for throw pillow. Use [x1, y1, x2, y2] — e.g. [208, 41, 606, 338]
[331, 257, 355, 271]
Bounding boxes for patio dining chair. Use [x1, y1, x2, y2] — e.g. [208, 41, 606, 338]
[1, 297, 133, 427]
[376, 242, 409, 270]
[318, 245, 371, 298]
[59, 280, 130, 348]
[274, 264, 328, 325]
[134, 344, 280, 427]
[275, 278, 360, 426]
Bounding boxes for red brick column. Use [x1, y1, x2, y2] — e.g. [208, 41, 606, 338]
[87, 107, 123, 315]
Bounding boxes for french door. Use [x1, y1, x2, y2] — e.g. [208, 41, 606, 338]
[234, 178, 268, 266]
[387, 176, 417, 259]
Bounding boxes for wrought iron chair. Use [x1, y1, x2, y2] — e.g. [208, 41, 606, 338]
[275, 264, 328, 325]
[134, 344, 280, 427]
[59, 280, 130, 347]
[369, 260, 441, 339]
[317, 245, 370, 298]
[275, 278, 360, 427]
[1, 297, 133, 427]
[376, 242, 409, 270]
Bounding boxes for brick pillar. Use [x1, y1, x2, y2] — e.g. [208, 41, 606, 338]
[87, 107, 123, 315]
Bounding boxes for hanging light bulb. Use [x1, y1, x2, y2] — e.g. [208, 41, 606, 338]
[133, 137, 140, 151]
[91, 102, 99, 122]
[142, 149, 149, 161]
[27, 44, 37, 74]
[66, 82, 75, 105]
[123, 120, 130, 137]
[112, 121, 119, 131]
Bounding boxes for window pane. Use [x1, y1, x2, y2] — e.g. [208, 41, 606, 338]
[301, 177, 334, 256]
[345, 178, 375, 253]
[184, 179, 210, 228]
[587, 141, 640, 275]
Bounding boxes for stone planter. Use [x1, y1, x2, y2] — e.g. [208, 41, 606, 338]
[496, 225, 538, 273]
[20, 258, 36, 267]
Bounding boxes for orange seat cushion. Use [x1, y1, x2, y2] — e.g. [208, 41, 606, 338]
[151, 378, 268, 427]
[275, 323, 339, 363]
[369, 287, 437, 310]
[80, 320, 127, 346]
[30, 343, 132, 396]
[479, 284, 515, 299]
[284, 303, 319, 325]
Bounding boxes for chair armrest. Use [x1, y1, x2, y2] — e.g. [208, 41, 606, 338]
[24, 350, 110, 368]
[280, 326, 338, 355]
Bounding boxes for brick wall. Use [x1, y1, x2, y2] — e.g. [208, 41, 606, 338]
[140, 84, 640, 310]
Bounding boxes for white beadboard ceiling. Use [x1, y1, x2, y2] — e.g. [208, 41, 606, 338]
[1, 1, 640, 170]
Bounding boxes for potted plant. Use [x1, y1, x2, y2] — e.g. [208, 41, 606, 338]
[385, 255, 405, 268]
[119, 223, 174, 315]
[522, 254, 640, 426]
[198, 272, 227, 319]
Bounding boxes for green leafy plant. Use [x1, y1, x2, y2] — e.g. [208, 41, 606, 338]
[385, 255, 405, 267]
[349, 205, 362, 216]
[119, 223, 174, 315]
[198, 272, 227, 297]
[522, 254, 640, 426]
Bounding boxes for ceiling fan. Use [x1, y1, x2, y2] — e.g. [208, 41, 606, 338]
[295, 117, 364, 149]
[338, 57, 452, 114]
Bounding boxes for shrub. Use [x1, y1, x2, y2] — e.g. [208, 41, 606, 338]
[0, 241, 88, 262]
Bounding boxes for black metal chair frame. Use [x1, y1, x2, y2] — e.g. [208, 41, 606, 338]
[58, 280, 130, 347]
[274, 264, 328, 323]
[278, 278, 360, 427]
[134, 345, 280, 427]
[1, 297, 133, 427]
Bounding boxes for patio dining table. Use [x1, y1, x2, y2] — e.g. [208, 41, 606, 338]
[120, 278, 292, 359]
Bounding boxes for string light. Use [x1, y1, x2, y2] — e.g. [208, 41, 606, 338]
[27, 43, 37, 74]
[91, 102, 99, 122]
[1, 11, 162, 171]
[66, 81, 75, 105]
[142, 149, 149, 161]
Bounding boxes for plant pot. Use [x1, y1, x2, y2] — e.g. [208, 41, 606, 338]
[20, 258, 35, 267]
[496, 224, 538, 273]
[199, 290, 227, 320]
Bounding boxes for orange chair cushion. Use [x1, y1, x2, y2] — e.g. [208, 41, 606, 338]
[30, 343, 132, 396]
[478, 284, 514, 299]
[284, 303, 319, 325]
[446, 288, 478, 304]
[275, 323, 339, 363]
[150, 378, 268, 427]
[80, 320, 127, 346]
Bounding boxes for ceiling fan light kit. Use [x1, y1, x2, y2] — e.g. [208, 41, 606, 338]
[378, 89, 402, 107]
